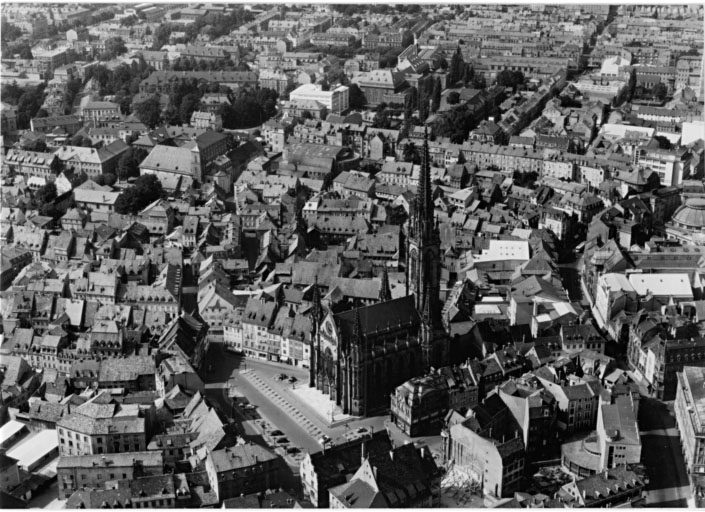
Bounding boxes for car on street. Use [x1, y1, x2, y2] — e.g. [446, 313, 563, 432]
[276, 438, 290, 444]
[286, 447, 300, 454]
[357, 427, 367, 434]
[270, 430, 284, 437]
[276, 374, 288, 381]
[288, 376, 297, 383]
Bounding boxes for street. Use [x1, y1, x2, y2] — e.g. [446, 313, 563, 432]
[557, 252, 585, 303]
[202, 344, 444, 463]
[638, 397, 691, 507]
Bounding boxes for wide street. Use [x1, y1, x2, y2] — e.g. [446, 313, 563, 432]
[202, 343, 444, 465]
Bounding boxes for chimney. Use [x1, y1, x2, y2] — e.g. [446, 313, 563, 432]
[389, 450, 394, 461]
[361, 441, 366, 463]
[372, 466, 378, 480]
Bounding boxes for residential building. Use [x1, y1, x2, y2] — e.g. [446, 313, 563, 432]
[204, 444, 281, 502]
[57, 451, 163, 499]
[444, 394, 525, 498]
[56, 393, 147, 457]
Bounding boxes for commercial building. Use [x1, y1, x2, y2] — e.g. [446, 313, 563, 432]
[390, 364, 479, 437]
[675, 366, 705, 506]
[289, 83, 350, 114]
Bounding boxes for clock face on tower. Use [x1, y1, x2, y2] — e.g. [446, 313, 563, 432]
[324, 320, 333, 336]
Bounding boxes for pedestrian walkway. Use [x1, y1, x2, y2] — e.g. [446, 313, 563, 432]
[240, 370, 326, 442]
[291, 385, 353, 426]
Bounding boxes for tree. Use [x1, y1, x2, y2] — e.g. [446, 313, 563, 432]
[15, 84, 46, 129]
[431, 77, 442, 113]
[22, 139, 48, 152]
[69, 171, 88, 189]
[120, 15, 138, 27]
[462, 63, 474, 87]
[114, 174, 163, 215]
[95, 173, 117, 186]
[179, 93, 201, 125]
[63, 77, 83, 114]
[117, 147, 147, 181]
[403, 142, 421, 165]
[472, 74, 486, 89]
[0, 19, 23, 42]
[35, 182, 57, 207]
[100, 37, 127, 61]
[652, 82, 668, 101]
[19, 45, 33, 60]
[448, 48, 465, 86]
[348, 83, 366, 110]
[132, 95, 161, 128]
[152, 24, 173, 50]
[496, 70, 525, 89]
[447, 91, 461, 105]
[1, 82, 23, 105]
[71, 134, 87, 146]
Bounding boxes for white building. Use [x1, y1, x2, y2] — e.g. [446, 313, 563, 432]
[289, 83, 349, 114]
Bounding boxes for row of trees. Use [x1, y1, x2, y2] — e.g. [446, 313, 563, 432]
[217, 87, 279, 130]
[27, 170, 162, 219]
[182, 8, 255, 43]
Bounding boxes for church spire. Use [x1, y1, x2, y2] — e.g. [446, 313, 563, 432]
[422, 281, 432, 325]
[380, 267, 391, 302]
[415, 126, 434, 231]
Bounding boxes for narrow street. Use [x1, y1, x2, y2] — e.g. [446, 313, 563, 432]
[557, 252, 585, 303]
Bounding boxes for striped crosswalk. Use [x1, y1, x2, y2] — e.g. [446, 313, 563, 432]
[241, 370, 325, 441]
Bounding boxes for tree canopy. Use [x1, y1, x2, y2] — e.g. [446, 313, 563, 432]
[496, 69, 525, 89]
[117, 147, 148, 181]
[114, 174, 164, 215]
[132, 95, 162, 128]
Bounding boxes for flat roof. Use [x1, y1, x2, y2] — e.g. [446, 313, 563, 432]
[6, 430, 58, 470]
[0, 420, 27, 445]
[628, 273, 693, 298]
[475, 240, 531, 262]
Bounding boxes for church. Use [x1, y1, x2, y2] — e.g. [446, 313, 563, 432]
[308, 130, 449, 417]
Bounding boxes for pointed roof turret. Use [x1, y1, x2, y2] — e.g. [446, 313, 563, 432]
[312, 276, 322, 324]
[352, 306, 363, 347]
[380, 267, 391, 302]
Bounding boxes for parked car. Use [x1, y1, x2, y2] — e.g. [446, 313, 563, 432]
[276, 438, 290, 444]
[271, 430, 284, 437]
